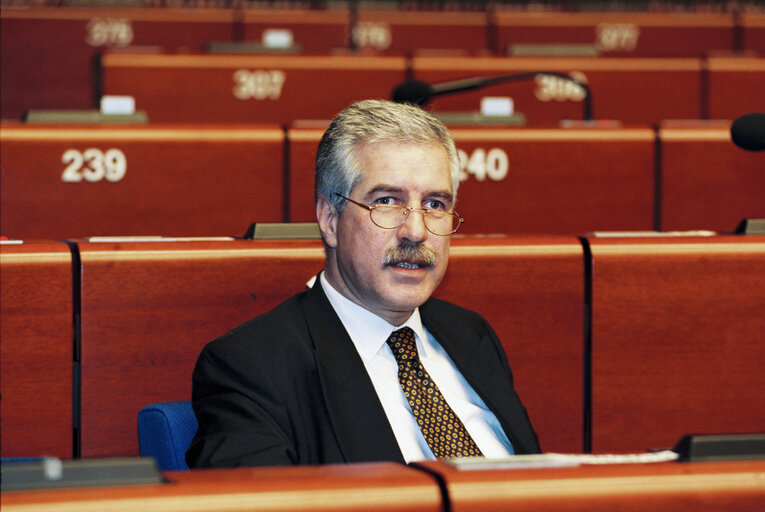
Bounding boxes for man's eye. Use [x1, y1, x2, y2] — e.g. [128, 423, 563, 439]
[374, 197, 396, 205]
[424, 200, 446, 210]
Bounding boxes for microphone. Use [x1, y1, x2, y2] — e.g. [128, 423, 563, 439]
[391, 71, 593, 121]
[730, 113, 765, 152]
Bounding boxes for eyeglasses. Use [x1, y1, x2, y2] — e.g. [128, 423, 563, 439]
[336, 194, 464, 236]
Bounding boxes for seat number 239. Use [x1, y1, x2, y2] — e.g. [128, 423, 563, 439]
[61, 148, 127, 183]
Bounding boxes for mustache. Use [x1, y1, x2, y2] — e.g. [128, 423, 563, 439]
[383, 241, 437, 268]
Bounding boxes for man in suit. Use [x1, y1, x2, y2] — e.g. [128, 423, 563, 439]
[186, 100, 539, 468]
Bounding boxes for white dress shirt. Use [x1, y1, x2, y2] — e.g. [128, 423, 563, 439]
[319, 272, 514, 462]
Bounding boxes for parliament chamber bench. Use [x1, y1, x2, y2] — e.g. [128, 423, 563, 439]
[409, 54, 765, 125]
[658, 120, 765, 232]
[3, 5, 762, 120]
[585, 234, 765, 454]
[2, 234, 764, 461]
[1, 236, 584, 458]
[287, 123, 657, 234]
[0, 241, 74, 459]
[96, 51, 765, 126]
[493, 11, 737, 58]
[3, 121, 762, 241]
[3, 459, 765, 511]
[5, 5, 765, 119]
[0, 123, 285, 240]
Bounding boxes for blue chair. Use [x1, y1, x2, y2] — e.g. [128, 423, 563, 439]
[137, 401, 197, 471]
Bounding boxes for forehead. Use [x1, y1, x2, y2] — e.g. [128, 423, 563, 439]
[352, 141, 451, 194]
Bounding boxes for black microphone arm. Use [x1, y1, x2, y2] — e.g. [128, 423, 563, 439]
[391, 71, 593, 121]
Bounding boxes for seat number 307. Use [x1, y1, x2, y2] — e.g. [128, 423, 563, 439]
[61, 148, 127, 183]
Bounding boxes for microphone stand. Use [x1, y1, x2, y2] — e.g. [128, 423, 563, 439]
[392, 71, 593, 122]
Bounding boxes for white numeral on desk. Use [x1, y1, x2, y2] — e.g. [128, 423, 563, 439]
[534, 72, 588, 102]
[352, 22, 392, 50]
[595, 23, 640, 52]
[61, 149, 127, 183]
[458, 148, 509, 182]
[86, 18, 133, 47]
[233, 70, 286, 100]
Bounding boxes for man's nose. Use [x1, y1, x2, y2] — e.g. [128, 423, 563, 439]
[396, 208, 428, 242]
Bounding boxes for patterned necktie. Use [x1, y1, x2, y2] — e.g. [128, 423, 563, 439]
[385, 327, 483, 459]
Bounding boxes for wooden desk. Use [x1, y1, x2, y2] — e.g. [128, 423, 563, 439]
[411, 56, 702, 125]
[0, 241, 73, 459]
[706, 56, 765, 120]
[70, 235, 581, 456]
[416, 459, 765, 511]
[287, 125, 655, 235]
[0, 462, 442, 512]
[4, 460, 763, 511]
[0, 123, 284, 239]
[0, 7, 236, 120]
[436, 236, 584, 453]
[355, 10, 489, 54]
[241, 8, 349, 53]
[740, 13, 765, 54]
[658, 120, 765, 232]
[100, 53, 407, 124]
[587, 235, 765, 454]
[494, 11, 735, 57]
[74, 238, 325, 457]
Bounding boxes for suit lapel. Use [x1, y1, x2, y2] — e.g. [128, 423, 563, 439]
[300, 282, 405, 464]
[421, 301, 538, 454]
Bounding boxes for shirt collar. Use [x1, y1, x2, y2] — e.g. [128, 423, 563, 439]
[319, 272, 429, 363]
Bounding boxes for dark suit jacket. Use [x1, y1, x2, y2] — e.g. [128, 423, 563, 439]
[186, 281, 540, 468]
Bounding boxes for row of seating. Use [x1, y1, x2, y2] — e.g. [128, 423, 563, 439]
[2, 234, 764, 460]
[2, 121, 763, 240]
[2, 6, 764, 119]
[96, 52, 764, 125]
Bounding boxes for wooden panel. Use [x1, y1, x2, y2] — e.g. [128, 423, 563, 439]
[435, 236, 584, 453]
[589, 235, 765, 453]
[76, 238, 325, 457]
[410, 56, 702, 125]
[659, 121, 765, 232]
[101, 53, 407, 124]
[417, 459, 765, 511]
[241, 8, 349, 53]
[0, 241, 72, 458]
[287, 125, 655, 235]
[75, 236, 581, 457]
[495, 11, 735, 57]
[740, 13, 765, 54]
[1, 462, 442, 512]
[0, 123, 284, 240]
[355, 10, 488, 54]
[0, 7, 236, 120]
[706, 56, 765, 120]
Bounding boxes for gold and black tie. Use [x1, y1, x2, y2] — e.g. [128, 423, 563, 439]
[386, 327, 483, 459]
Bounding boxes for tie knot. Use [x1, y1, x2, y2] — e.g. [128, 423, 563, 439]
[386, 327, 417, 360]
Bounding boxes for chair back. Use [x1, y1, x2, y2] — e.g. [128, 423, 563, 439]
[137, 401, 197, 471]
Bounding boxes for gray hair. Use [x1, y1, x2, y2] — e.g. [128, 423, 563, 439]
[315, 99, 461, 211]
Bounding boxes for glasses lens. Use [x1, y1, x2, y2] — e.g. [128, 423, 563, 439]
[369, 205, 461, 235]
[424, 211, 460, 235]
[370, 205, 407, 229]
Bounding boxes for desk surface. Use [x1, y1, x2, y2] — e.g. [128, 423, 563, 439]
[0, 462, 441, 512]
[3, 460, 764, 512]
[417, 459, 765, 512]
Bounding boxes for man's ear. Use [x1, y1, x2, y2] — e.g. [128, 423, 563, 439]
[316, 195, 339, 248]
